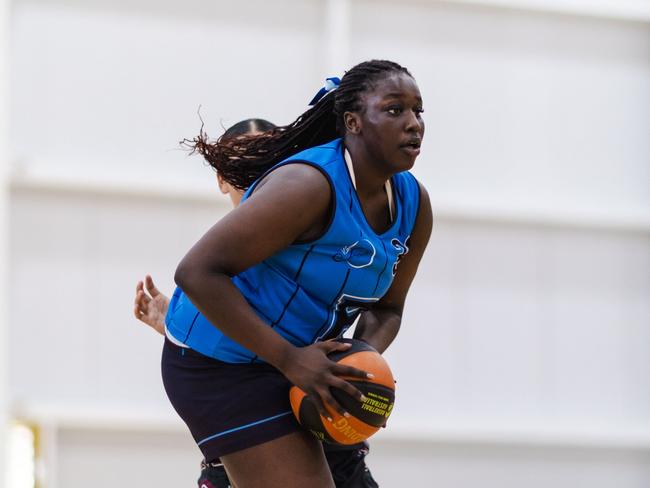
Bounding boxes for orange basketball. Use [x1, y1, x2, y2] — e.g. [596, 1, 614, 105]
[289, 338, 395, 445]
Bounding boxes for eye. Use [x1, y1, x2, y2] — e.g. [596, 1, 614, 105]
[414, 107, 424, 117]
[386, 106, 402, 116]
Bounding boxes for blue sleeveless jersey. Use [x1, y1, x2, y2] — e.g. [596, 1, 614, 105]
[165, 138, 421, 363]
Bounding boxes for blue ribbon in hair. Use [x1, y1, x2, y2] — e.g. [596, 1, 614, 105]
[308, 77, 341, 106]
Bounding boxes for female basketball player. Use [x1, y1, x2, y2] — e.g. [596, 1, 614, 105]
[163, 59, 432, 488]
[135, 118, 380, 487]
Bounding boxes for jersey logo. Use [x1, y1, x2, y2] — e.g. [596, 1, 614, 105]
[391, 237, 410, 275]
[333, 239, 376, 269]
[317, 294, 379, 341]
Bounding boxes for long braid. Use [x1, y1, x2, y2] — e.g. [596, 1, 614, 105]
[182, 60, 412, 190]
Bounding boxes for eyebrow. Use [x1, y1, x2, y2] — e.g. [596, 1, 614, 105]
[382, 93, 423, 102]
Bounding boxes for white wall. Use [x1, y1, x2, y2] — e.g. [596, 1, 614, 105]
[6, 0, 650, 487]
[351, 0, 650, 227]
[367, 437, 650, 488]
[0, 0, 9, 485]
[9, 0, 327, 196]
[10, 0, 650, 226]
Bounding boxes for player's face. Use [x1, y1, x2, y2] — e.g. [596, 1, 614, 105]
[357, 72, 424, 172]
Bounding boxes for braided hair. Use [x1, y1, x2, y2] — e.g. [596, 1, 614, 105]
[183, 60, 413, 190]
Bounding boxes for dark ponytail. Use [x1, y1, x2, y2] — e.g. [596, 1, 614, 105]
[222, 118, 276, 139]
[183, 60, 412, 190]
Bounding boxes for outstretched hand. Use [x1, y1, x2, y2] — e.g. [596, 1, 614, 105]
[134, 275, 169, 336]
[281, 341, 373, 421]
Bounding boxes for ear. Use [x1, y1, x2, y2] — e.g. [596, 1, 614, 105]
[343, 111, 362, 135]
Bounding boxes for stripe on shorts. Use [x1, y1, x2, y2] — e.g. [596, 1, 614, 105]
[197, 411, 293, 446]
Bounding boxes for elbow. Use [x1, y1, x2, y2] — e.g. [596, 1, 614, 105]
[174, 256, 230, 296]
[174, 258, 202, 295]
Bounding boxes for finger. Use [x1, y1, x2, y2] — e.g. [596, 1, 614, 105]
[333, 364, 374, 380]
[306, 391, 333, 423]
[330, 376, 366, 403]
[134, 289, 144, 308]
[317, 386, 350, 419]
[135, 290, 150, 309]
[140, 289, 152, 306]
[133, 304, 143, 319]
[319, 341, 352, 354]
[134, 281, 144, 304]
[145, 275, 161, 298]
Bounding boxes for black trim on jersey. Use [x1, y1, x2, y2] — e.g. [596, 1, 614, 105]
[372, 240, 389, 296]
[244, 159, 337, 246]
[310, 268, 351, 343]
[272, 285, 300, 328]
[411, 177, 424, 238]
[182, 311, 201, 344]
[294, 245, 315, 280]
[249, 283, 301, 363]
[248, 245, 315, 362]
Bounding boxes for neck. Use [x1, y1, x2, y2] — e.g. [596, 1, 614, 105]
[344, 138, 392, 198]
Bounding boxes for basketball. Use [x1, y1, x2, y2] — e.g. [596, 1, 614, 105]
[289, 338, 396, 445]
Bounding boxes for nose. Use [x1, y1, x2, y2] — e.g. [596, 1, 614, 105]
[405, 110, 423, 135]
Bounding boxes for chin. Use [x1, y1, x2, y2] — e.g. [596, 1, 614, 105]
[394, 153, 417, 172]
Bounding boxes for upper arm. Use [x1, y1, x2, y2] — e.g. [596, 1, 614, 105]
[175, 163, 332, 287]
[374, 181, 433, 314]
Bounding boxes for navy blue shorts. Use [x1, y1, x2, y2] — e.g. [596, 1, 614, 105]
[161, 338, 301, 460]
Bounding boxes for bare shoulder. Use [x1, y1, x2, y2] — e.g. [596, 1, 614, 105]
[219, 161, 333, 245]
[251, 162, 331, 204]
[175, 162, 335, 279]
[415, 179, 433, 238]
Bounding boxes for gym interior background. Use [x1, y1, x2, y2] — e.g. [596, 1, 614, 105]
[1, 0, 649, 486]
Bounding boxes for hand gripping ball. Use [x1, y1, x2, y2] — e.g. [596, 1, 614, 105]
[289, 339, 395, 444]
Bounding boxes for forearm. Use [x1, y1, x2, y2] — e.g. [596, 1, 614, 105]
[353, 308, 401, 354]
[176, 270, 295, 369]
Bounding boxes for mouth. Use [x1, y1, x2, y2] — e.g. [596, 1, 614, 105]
[399, 139, 421, 156]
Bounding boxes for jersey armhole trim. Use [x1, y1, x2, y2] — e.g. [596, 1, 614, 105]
[411, 175, 423, 237]
[245, 159, 337, 245]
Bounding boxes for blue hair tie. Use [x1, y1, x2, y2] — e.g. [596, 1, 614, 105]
[308, 77, 341, 106]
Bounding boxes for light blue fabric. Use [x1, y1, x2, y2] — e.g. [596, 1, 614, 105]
[165, 138, 421, 363]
